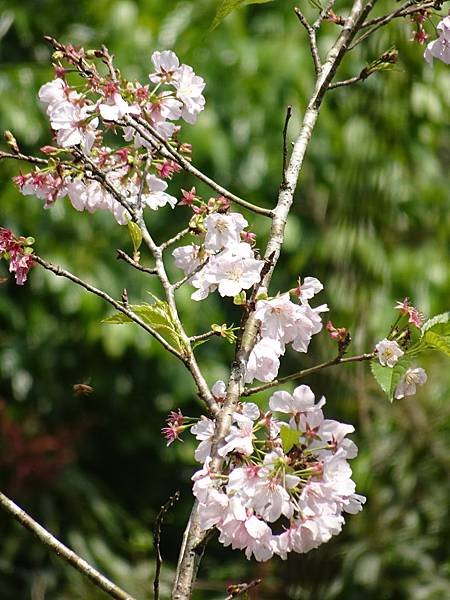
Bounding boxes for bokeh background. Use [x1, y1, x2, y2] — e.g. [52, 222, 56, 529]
[0, 1, 449, 598]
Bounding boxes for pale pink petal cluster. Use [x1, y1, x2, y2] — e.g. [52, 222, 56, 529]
[394, 367, 427, 399]
[174, 214, 264, 302]
[424, 16, 450, 65]
[375, 338, 404, 367]
[191, 386, 364, 562]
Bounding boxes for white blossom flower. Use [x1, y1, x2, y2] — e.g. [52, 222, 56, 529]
[394, 367, 427, 399]
[204, 212, 248, 252]
[98, 92, 140, 121]
[297, 276, 324, 302]
[245, 337, 283, 384]
[269, 385, 316, 415]
[49, 101, 98, 152]
[424, 16, 450, 65]
[140, 174, 177, 210]
[203, 244, 264, 298]
[172, 244, 203, 276]
[173, 64, 206, 124]
[149, 50, 181, 83]
[375, 338, 404, 367]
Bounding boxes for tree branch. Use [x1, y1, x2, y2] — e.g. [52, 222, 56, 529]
[123, 115, 274, 219]
[0, 150, 48, 165]
[294, 7, 322, 75]
[313, 0, 338, 29]
[172, 1, 379, 597]
[33, 254, 183, 360]
[0, 490, 137, 600]
[160, 227, 191, 252]
[242, 352, 375, 397]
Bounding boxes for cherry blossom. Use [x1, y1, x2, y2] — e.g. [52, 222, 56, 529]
[244, 337, 283, 384]
[204, 212, 248, 252]
[173, 64, 206, 124]
[424, 16, 450, 65]
[375, 338, 404, 367]
[149, 50, 181, 84]
[394, 367, 427, 399]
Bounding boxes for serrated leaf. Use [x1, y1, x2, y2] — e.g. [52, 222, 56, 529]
[280, 425, 300, 453]
[211, 0, 274, 31]
[407, 312, 450, 359]
[423, 323, 450, 358]
[102, 301, 184, 352]
[127, 221, 142, 255]
[421, 311, 450, 335]
[370, 358, 411, 402]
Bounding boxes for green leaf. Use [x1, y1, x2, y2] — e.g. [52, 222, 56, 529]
[127, 221, 142, 257]
[280, 425, 300, 453]
[423, 323, 450, 358]
[103, 300, 184, 352]
[407, 312, 450, 359]
[211, 0, 274, 31]
[370, 358, 411, 402]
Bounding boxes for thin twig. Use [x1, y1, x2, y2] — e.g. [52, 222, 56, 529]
[123, 115, 274, 219]
[294, 7, 322, 75]
[282, 105, 293, 187]
[313, 0, 337, 29]
[350, 0, 434, 50]
[116, 249, 157, 274]
[0, 491, 137, 600]
[190, 330, 220, 344]
[172, 258, 210, 291]
[0, 150, 48, 165]
[154, 491, 180, 600]
[242, 352, 375, 396]
[33, 254, 183, 360]
[224, 578, 262, 600]
[160, 227, 191, 251]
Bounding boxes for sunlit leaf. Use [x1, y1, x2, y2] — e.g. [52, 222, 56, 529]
[102, 300, 184, 352]
[280, 425, 300, 453]
[211, 0, 274, 31]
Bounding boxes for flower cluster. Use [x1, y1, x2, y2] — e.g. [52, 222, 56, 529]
[375, 298, 428, 400]
[425, 15, 450, 65]
[13, 47, 206, 225]
[0, 228, 34, 285]
[173, 211, 265, 301]
[190, 384, 364, 561]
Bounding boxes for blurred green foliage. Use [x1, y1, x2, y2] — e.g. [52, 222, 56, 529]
[0, 0, 449, 598]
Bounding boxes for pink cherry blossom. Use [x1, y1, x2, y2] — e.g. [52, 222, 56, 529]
[424, 16, 450, 65]
[375, 338, 404, 367]
[173, 64, 206, 124]
[245, 337, 283, 384]
[204, 212, 248, 252]
[149, 50, 181, 84]
[394, 367, 427, 399]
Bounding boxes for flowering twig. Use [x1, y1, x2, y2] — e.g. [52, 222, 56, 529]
[123, 115, 274, 218]
[0, 490, 137, 600]
[313, 0, 338, 29]
[350, 0, 437, 50]
[242, 352, 375, 397]
[0, 150, 48, 165]
[154, 491, 180, 600]
[116, 249, 157, 274]
[294, 7, 322, 75]
[33, 254, 183, 359]
[172, 2, 379, 598]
